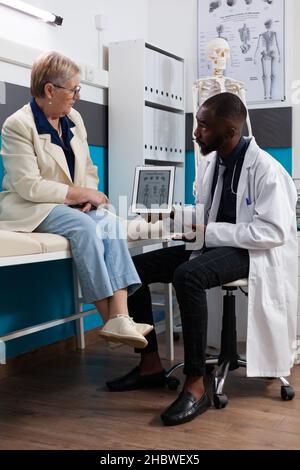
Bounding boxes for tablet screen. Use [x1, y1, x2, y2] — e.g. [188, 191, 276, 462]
[131, 166, 175, 213]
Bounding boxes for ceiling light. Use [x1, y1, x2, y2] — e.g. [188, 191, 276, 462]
[0, 0, 63, 25]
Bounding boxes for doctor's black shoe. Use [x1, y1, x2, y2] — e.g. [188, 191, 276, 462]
[160, 391, 211, 426]
[106, 366, 166, 392]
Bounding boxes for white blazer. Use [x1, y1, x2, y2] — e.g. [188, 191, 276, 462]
[197, 137, 298, 377]
[0, 104, 99, 232]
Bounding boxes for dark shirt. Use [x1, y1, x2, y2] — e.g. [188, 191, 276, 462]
[30, 98, 76, 182]
[211, 137, 249, 224]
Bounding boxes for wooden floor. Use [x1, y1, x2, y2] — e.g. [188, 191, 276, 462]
[0, 334, 300, 450]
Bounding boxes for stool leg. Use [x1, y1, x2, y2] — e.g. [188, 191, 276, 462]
[214, 361, 230, 395]
[219, 291, 239, 371]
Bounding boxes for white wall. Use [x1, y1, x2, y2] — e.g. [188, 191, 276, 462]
[147, 0, 198, 113]
[0, 0, 149, 65]
[0, 0, 149, 103]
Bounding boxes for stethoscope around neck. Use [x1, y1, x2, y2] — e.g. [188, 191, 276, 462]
[217, 159, 253, 206]
[230, 161, 239, 195]
[218, 159, 239, 196]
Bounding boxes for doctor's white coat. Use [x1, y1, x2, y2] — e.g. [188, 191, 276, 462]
[196, 137, 298, 377]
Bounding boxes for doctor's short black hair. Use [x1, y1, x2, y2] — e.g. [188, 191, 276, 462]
[201, 92, 247, 123]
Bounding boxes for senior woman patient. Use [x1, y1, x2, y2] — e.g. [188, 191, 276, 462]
[0, 51, 153, 348]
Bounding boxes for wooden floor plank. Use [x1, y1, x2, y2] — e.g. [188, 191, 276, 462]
[0, 335, 299, 450]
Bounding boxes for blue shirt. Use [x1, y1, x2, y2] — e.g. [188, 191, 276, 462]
[211, 137, 249, 224]
[30, 98, 76, 182]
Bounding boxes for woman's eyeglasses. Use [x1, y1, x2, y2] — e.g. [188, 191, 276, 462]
[52, 83, 81, 98]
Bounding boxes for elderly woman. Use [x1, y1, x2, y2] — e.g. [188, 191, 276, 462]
[0, 51, 153, 348]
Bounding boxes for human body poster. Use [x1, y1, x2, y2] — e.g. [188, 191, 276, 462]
[198, 0, 285, 103]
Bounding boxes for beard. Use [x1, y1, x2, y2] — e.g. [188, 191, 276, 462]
[198, 134, 225, 156]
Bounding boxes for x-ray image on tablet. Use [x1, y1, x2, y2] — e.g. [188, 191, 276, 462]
[131, 166, 175, 213]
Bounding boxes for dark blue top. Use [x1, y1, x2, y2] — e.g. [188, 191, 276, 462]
[30, 98, 76, 182]
[211, 137, 250, 224]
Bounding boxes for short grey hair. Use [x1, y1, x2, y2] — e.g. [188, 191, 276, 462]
[31, 51, 80, 98]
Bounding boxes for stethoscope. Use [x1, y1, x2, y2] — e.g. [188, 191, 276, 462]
[230, 161, 239, 196]
[217, 159, 239, 196]
[227, 160, 252, 205]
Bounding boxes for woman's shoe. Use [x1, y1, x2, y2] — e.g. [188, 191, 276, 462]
[99, 315, 149, 349]
[107, 321, 154, 349]
[133, 320, 154, 337]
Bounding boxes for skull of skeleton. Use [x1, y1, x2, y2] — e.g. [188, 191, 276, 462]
[206, 38, 230, 73]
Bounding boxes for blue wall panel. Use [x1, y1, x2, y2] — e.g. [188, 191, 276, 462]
[89, 145, 108, 195]
[0, 141, 107, 358]
[0, 260, 75, 358]
[265, 147, 293, 176]
[185, 150, 196, 204]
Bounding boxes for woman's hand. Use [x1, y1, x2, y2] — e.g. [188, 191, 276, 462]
[79, 202, 93, 213]
[87, 190, 109, 207]
[65, 187, 109, 208]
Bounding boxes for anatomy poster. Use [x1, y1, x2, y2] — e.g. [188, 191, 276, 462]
[198, 0, 285, 103]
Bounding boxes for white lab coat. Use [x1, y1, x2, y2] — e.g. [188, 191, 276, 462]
[196, 137, 298, 377]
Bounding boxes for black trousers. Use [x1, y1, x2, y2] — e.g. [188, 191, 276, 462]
[128, 245, 249, 377]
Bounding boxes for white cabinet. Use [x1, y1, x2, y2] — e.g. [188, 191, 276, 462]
[144, 107, 184, 163]
[144, 47, 184, 110]
[108, 40, 185, 212]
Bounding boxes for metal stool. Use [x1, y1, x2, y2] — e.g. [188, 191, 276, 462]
[166, 279, 295, 408]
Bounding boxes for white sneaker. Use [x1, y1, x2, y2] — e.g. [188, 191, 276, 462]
[99, 315, 149, 349]
[107, 320, 154, 350]
[133, 320, 154, 337]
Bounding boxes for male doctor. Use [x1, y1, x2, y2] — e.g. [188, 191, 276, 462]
[107, 93, 298, 426]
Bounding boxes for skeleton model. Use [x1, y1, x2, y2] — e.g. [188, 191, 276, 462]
[192, 38, 252, 193]
[254, 19, 281, 100]
[209, 1, 221, 13]
[216, 24, 228, 42]
[210, 0, 271, 11]
[239, 23, 251, 54]
[143, 184, 150, 207]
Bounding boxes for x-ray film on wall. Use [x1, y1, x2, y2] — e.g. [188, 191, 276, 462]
[198, 0, 285, 103]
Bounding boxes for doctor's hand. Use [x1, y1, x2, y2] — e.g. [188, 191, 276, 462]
[143, 211, 175, 224]
[196, 223, 206, 234]
[171, 224, 206, 243]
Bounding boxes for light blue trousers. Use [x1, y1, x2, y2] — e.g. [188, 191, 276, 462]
[35, 205, 141, 304]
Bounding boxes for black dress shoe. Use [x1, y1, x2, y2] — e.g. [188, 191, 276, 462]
[106, 366, 166, 392]
[161, 391, 211, 426]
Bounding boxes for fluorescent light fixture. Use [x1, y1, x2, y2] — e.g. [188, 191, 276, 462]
[0, 0, 63, 25]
